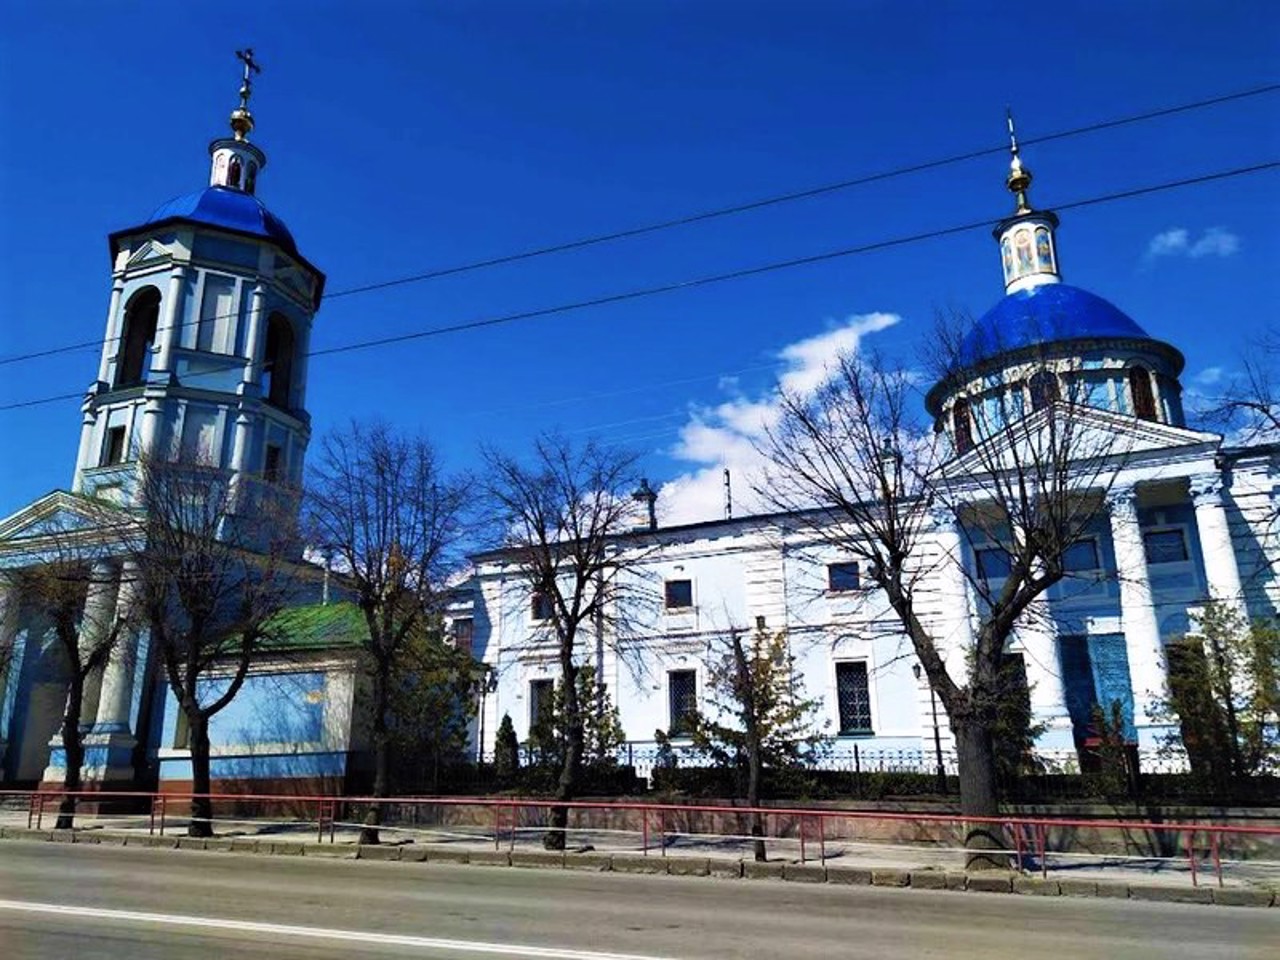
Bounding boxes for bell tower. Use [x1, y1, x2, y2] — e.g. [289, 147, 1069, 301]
[72, 50, 325, 507]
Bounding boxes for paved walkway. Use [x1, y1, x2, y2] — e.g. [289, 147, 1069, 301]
[5, 803, 1276, 893]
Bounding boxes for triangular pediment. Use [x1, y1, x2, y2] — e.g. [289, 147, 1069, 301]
[127, 239, 169, 266]
[0, 490, 139, 563]
[941, 404, 1221, 482]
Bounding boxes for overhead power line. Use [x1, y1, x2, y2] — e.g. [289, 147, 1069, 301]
[2, 82, 1277, 370]
[3, 159, 1277, 415]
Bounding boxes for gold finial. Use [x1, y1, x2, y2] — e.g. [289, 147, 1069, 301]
[229, 48, 262, 141]
[1005, 107, 1033, 214]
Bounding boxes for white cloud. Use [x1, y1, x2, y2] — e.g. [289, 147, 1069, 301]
[1193, 366, 1224, 387]
[657, 312, 901, 526]
[1145, 226, 1239, 261]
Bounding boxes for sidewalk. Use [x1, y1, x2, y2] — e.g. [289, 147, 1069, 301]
[3, 803, 1276, 907]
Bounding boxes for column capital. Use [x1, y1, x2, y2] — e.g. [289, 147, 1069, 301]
[1188, 472, 1225, 508]
[1106, 482, 1140, 521]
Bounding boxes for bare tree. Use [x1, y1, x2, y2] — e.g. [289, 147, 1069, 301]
[133, 456, 300, 838]
[480, 434, 647, 850]
[1203, 326, 1280, 441]
[304, 421, 468, 844]
[1, 500, 137, 829]
[760, 342, 1130, 865]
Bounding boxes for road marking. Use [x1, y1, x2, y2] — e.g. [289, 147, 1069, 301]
[0, 899, 677, 959]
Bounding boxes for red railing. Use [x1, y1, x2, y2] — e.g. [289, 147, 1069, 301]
[4, 788, 1278, 889]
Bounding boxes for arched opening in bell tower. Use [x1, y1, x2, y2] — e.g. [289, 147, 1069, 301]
[116, 287, 161, 387]
[262, 313, 296, 410]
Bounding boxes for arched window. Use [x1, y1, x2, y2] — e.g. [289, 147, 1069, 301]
[1129, 366, 1157, 421]
[953, 397, 973, 455]
[214, 154, 228, 186]
[1029, 370, 1060, 411]
[115, 288, 161, 386]
[262, 313, 296, 409]
[227, 156, 242, 189]
[245, 161, 258, 194]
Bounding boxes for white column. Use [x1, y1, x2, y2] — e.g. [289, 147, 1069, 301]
[1189, 473, 1248, 618]
[1108, 484, 1165, 725]
[96, 280, 126, 385]
[153, 266, 187, 378]
[922, 506, 972, 752]
[0, 578, 18, 757]
[1017, 564, 1068, 725]
[93, 561, 140, 735]
[78, 560, 120, 727]
[242, 284, 266, 386]
[72, 403, 98, 492]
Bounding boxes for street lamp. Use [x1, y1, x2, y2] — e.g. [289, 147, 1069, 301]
[912, 663, 947, 794]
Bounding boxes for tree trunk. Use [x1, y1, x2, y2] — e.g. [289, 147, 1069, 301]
[360, 664, 390, 845]
[954, 720, 1005, 871]
[746, 747, 765, 862]
[546, 663, 582, 851]
[55, 679, 85, 830]
[188, 714, 214, 838]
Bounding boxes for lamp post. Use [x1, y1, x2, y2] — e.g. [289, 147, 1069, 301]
[912, 663, 947, 794]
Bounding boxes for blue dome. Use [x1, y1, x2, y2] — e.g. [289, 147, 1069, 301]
[144, 186, 297, 255]
[957, 283, 1153, 369]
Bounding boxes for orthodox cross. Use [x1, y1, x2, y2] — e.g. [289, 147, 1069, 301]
[236, 48, 262, 108]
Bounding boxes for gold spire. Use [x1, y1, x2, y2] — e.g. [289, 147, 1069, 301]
[229, 48, 262, 141]
[1005, 108, 1033, 214]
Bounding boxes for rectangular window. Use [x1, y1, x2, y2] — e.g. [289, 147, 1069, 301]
[1063, 539, 1101, 573]
[975, 546, 1012, 581]
[529, 678, 555, 731]
[827, 562, 860, 592]
[664, 579, 693, 610]
[835, 661, 873, 735]
[1143, 529, 1189, 565]
[451, 617, 474, 656]
[263, 444, 282, 483]
[531, 592, 554, 621]
[667, 669, 697, 737]
[103, 426, 127, 467]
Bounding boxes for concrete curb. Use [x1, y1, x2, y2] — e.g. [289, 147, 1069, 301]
[1, 829, 1273, 908]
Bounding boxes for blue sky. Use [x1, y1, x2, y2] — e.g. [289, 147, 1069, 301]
[1, 2, 1277, 521]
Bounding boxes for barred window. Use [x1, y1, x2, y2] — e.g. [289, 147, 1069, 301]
[668, 670, 697, 737]
[1143, 529, 1189, 565]
[531, 592, 554, 621]
[835, 661, 872, 735]
[451, 618, 474, 655]
[529, 679, 554, 730]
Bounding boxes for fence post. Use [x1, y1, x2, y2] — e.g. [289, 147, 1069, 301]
[317, 800, 324, 844]
[1012, 822, 1024, 874]
[1210, 832, 1223, 888]
[818, 815, 826, 865]
[1037, 822, 1047, 880]
[494, 805, 501, 852]
[1186, 830, 1198, 887]
[509, 803, 516, 854]
[641, 810, 648, 856]
[659, 809, 666, 857]
[159, 795, 167, 837]
[35, 793, 44, 831]
[26, 792, 36, 830]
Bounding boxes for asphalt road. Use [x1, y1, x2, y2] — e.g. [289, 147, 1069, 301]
[0, 841, 1274, 959]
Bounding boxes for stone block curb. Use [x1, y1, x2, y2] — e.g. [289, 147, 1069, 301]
[512, 850, 565, 869]
[1129, 884, 1213, 904]
[908, 871, 947, 890]
[564, 853, 613, 872]
[1058, 879, 1099, 898]
[782, 864, 826, 883]
[1013, 877, 1061, 896]
[742, 861, 784, 881]
[357, 844, 401, 861]
[966, 874, 1014, 893]
[303, 843, 358, 859]
[1211, 888, 1275, 908]
[0, 830, 1263, 909]
[612, 854, 668, 875]
[871, 869, 910, 887]
[824, 866, 872, 886]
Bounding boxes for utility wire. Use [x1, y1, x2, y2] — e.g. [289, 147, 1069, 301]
[2, 82, 1276, 370]
[2, 159, 1276, 415]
